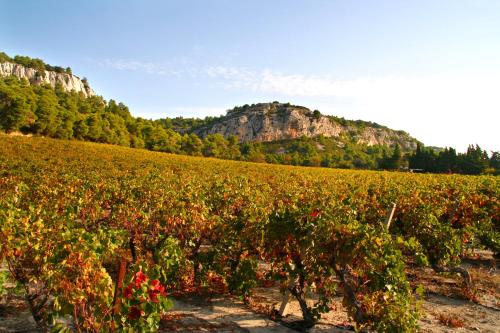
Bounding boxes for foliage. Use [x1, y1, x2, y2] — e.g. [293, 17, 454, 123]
[226, 258, 258, 300]
[1, 135, 497, 331]
[410, 143, 498, 175]
[379, 144, 403, 170]
[0, 52, 72, 74]
[0, 270, 10, 300]
[116, 266, 172, 333]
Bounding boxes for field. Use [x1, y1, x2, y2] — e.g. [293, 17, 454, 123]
[0, 134, 498, 332]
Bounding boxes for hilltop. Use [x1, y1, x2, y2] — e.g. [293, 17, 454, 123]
[0, 52, 94, 97]
[188, 102, 418, 150]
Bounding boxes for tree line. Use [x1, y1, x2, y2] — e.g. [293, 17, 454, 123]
[409, 143, 499, 175]
[0, 52, 73, 75]
[0, 75, 498, 175]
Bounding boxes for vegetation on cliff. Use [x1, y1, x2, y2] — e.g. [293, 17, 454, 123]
[0, 51, 73, 75]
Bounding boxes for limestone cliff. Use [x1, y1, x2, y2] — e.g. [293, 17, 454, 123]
[194, 103, 418, 150]
[0, 62, 94, 98]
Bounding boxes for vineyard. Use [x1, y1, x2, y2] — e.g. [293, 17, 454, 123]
[0, 134, 498, 332]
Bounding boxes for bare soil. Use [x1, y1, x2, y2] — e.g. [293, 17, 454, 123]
[1, 252, 498, 332]
[0, 296, 39, 333]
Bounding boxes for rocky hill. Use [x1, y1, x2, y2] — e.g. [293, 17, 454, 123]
[0, 61, 94, 98]
[193, 102, 419, 150]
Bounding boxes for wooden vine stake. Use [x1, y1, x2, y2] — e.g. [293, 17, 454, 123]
[112, 257, 129, 315]
[385, 202, 396, 231]
[279, 290, 291, 316]
[279, 263, 296, 317]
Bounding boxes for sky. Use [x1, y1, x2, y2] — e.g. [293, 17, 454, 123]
[1, 0, 499, 152]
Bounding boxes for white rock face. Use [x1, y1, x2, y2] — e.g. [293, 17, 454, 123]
[197, 104, 344, 142]
[195, 103, 418, 150]
[0, 62, 95, 98]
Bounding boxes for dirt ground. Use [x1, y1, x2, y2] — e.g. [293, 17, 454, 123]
[1, 253, 498, 333]
[0, 296, 39, 333]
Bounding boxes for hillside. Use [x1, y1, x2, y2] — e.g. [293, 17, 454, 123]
[0, 52, 416, 150]
[191, 102, 418, 150]
[0, 52, 497, 173]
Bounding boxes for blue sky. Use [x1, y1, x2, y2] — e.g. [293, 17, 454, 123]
[1, 0, 499, 151]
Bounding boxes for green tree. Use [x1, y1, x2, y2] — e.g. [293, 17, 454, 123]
[202, 134, 227, 158]
[312, 109, 321, 119]
[0, 78, 35, 132]
[391, 144, 402, 169]
[73, 118, 89, 140]
[224, 135, 242, 160]
[489, 151, 500, 175]
[409, 143, 437, 171]
[436, 147, 458, 173]
[458, 144, 489, 175]
[379, 144, 402, 170]
[33, 86, 61, 135]
[86, 114, 102, 141]
[0, 51, 13, 63]
[181, 133, 203, 156]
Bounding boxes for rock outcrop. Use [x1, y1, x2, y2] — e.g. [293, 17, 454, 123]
[194, 103, 418, 150]
[0, 62, 94, 97]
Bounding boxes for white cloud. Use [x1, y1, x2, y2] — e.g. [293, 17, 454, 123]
[103, 59, 157, 73]
[99, 59, 500, 152]
[132, 106, 226, 120]
[206, 68, 500, 151]
[168, 106, 226, 118]
[101, 59, 188, 76]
